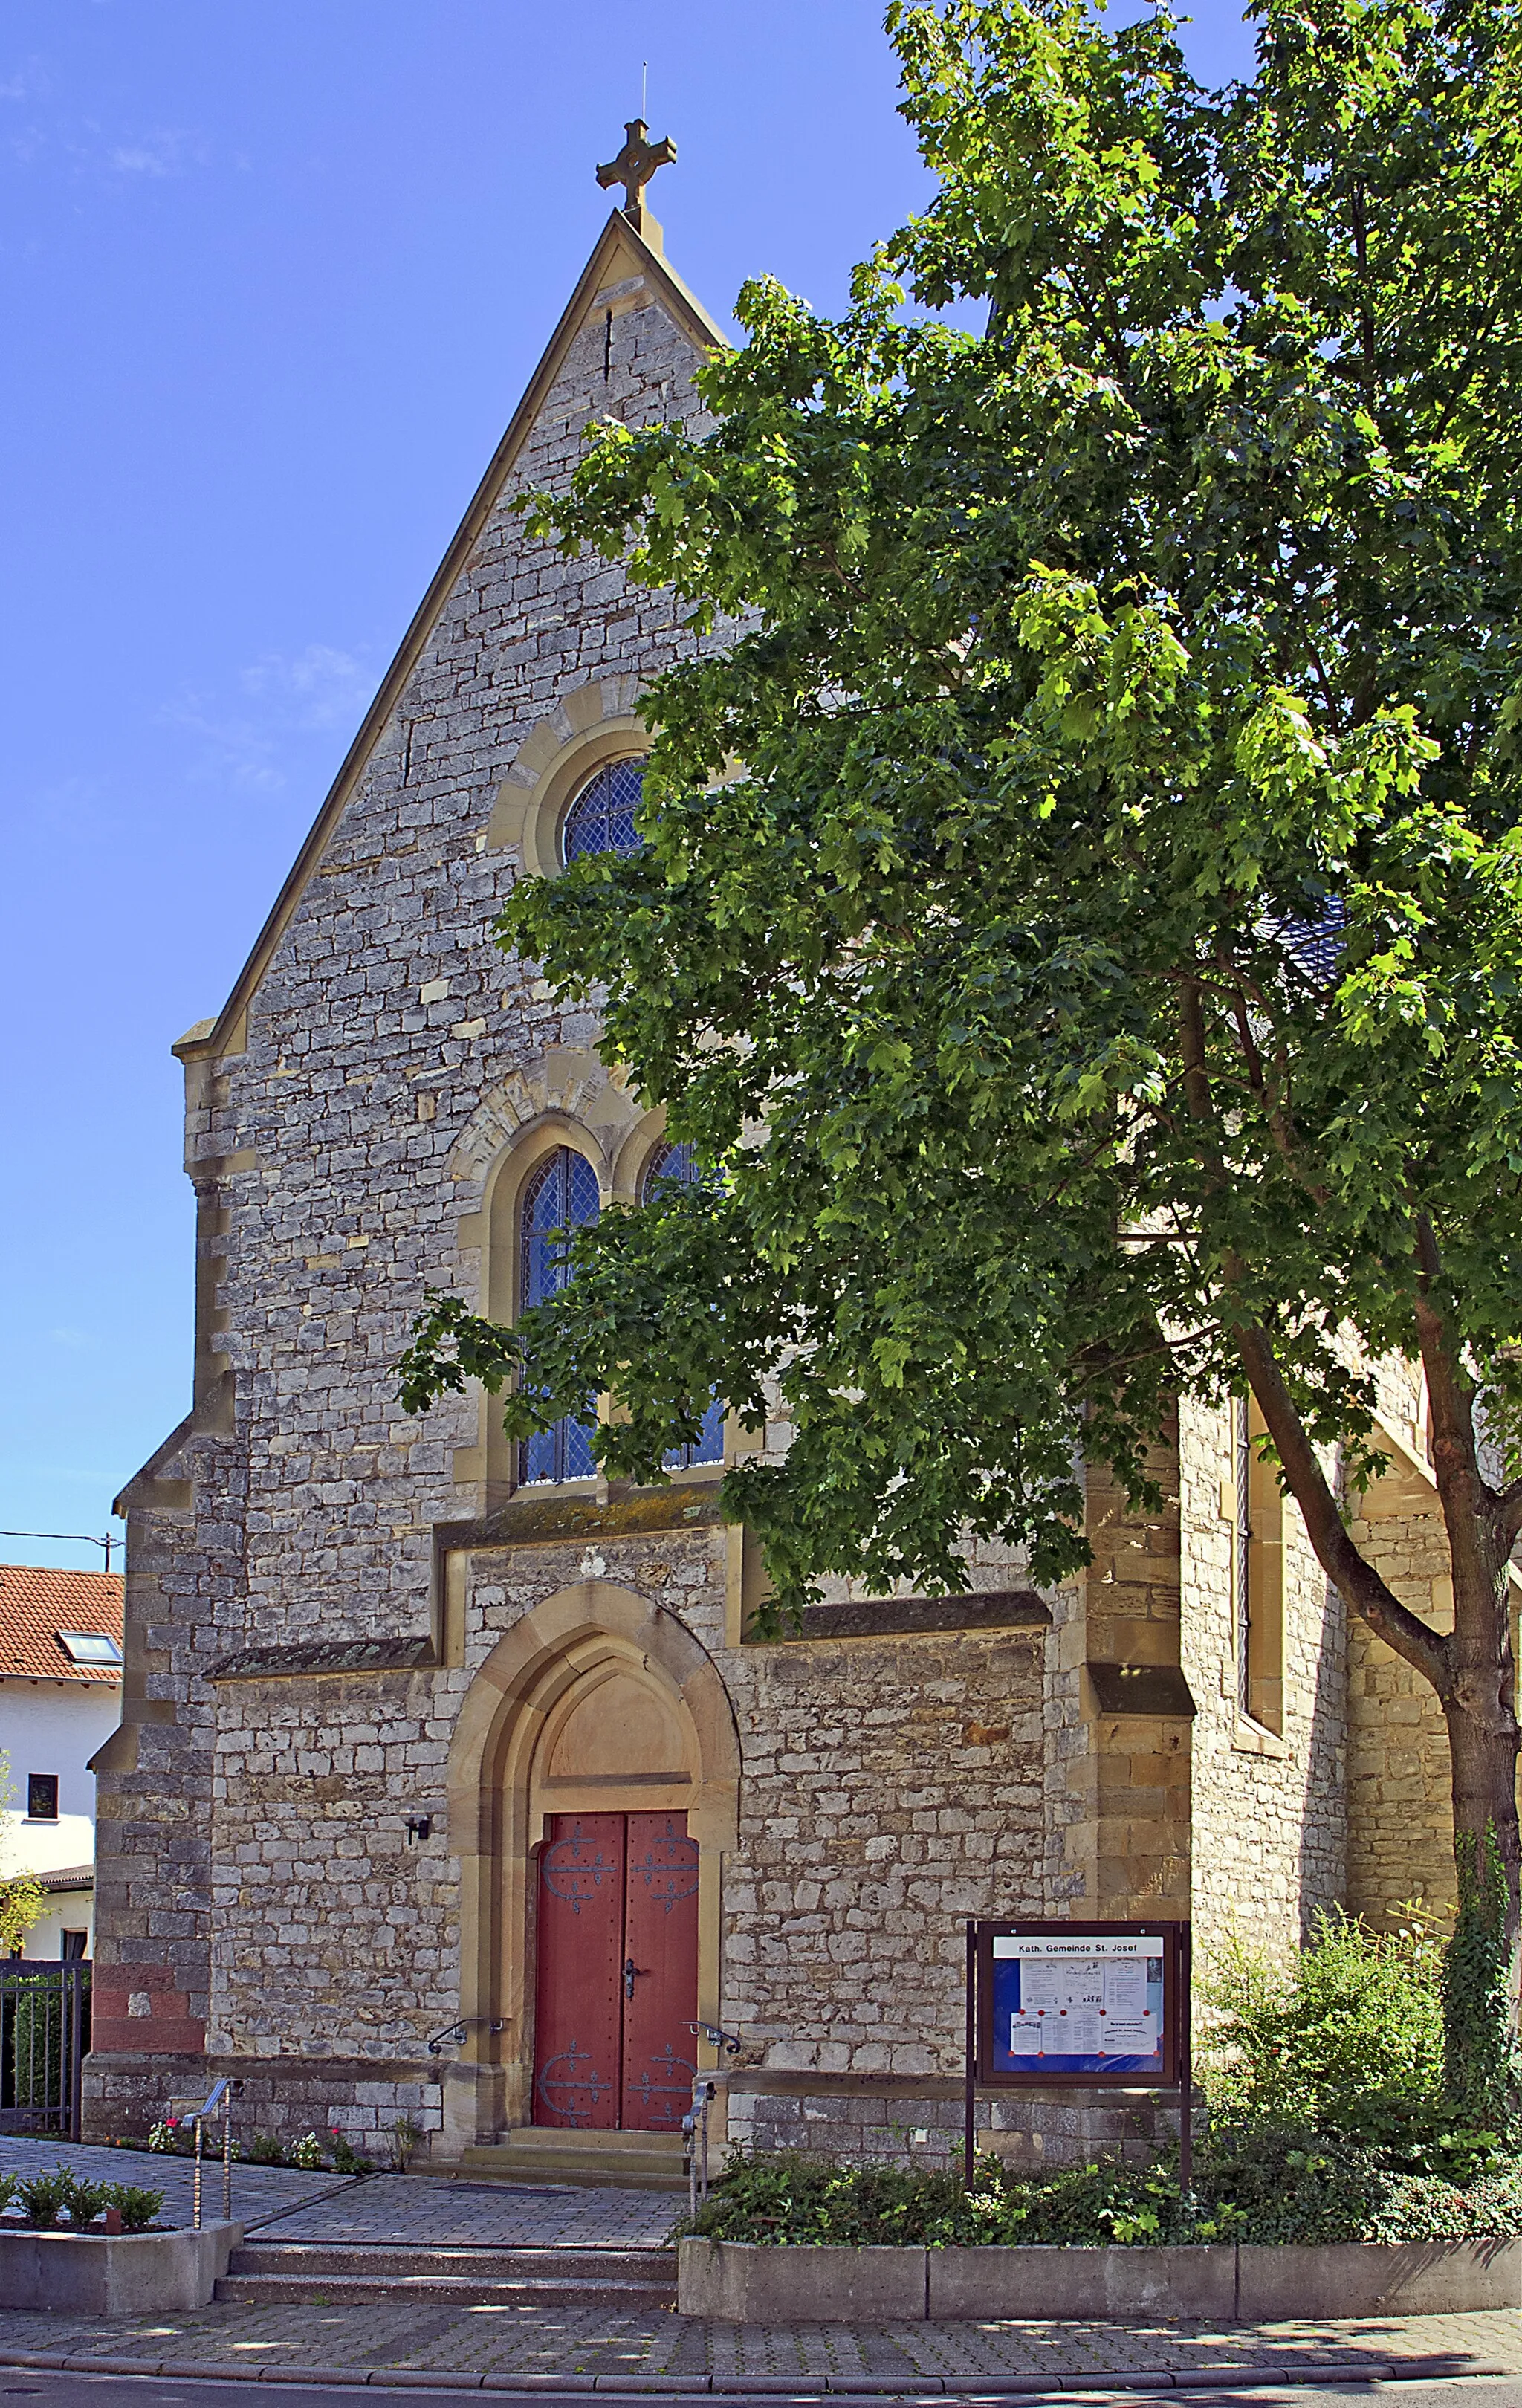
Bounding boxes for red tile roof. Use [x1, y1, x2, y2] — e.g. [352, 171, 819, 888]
[0, 1564, 123, 1684]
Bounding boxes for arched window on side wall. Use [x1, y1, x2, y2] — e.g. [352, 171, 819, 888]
[643, 1139, 725, 1468]
[519, 1146, 601, 1484]
[562, 758, 647, 864]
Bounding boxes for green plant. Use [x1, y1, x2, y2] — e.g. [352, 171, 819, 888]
[0, 2173, 17, 2218]
[16, 2167, 75, 2228]
[676, 2134, 1522, 2249]
[1444, 1823, 1518, 2122]
[388, 2116, 421, 2172]
[100, 2182, 165, 2233]
[326, 2129, 374, 2177]
[61, 2175, 109, 2227]
[1199, 1909, 1446, 2147]
[245, 2132, 288, 2166]
[146, 2119, 181, 2154]
[291, 2131, 326, 2171]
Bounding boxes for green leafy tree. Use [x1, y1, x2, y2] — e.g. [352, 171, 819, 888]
[401, 0, 1522, 1994]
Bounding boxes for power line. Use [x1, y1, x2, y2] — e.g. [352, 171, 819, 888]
[0, 1529, 122, 1575]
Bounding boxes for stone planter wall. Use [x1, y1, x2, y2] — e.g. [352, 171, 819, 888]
[678, 2235, 1522, 2322]
[0, 2221, 241, 2315]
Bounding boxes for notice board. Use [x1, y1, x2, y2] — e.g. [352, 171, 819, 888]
[968, 1920, 1189, 2088]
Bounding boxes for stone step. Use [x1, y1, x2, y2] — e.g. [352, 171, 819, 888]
[228, 2244, 675, 2284]
[215, 2272, 675, 2308]
[456, 2132, 689, 2192]
[218, 2242, 678, 2308]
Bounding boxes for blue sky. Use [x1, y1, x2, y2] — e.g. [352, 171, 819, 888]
[0, 1, 1256, 1574]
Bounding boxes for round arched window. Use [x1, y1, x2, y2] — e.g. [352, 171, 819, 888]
[561, 757, 647, 864]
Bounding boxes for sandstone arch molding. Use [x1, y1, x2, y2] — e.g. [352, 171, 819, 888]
[441, 1577, 740, 2146]
[485, 673, 647, 876]
[450, 1055, 667, 1497]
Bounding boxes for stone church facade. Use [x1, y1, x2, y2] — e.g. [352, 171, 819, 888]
[85, 178, 1465, 2170]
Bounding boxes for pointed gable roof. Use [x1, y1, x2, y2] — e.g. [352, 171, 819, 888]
[176, 210, 726, 1069]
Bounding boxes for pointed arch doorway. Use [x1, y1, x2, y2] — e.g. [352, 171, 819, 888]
[445, 1576, 740, 2153]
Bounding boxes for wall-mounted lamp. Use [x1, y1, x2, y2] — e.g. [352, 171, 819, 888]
[406, 1815, 432, 1845]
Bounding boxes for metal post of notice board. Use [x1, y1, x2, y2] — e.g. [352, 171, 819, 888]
[964, 1920, 977, 2189]
[962, 1920, 1191, 2193]
[1178, 1922, 1192, 2196]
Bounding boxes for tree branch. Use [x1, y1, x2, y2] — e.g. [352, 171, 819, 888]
[1176, 971, 1451, 1693]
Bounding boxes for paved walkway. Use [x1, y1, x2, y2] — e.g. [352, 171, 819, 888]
[257, 2172, 674, 2249]
[0, 2134, 349, 2230]
[0, 2141, 1518, 2394]
[0, 2300, 1518, 2391]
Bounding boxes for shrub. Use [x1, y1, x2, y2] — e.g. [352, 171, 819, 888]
[327, 2130, 374, 2177]
[16, 2168, 75, 2227]
[679, 2132, 1522, 2250]
[388, 2116, 421, 2172]
[101, 2182, 165, 2233]
[1198, 1909, 1446, 2147]
[146, 2120, 181, 2155]
[245, 2132, 288, 2166]
[291, 2131, 327, 2171]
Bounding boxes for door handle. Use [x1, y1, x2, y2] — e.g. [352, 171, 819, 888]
[624, 1958, 647, 1999]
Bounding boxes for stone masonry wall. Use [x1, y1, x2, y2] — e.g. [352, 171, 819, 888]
[1179, 1393, 1347, 1973]
[1347, 1466, 1457, 1927]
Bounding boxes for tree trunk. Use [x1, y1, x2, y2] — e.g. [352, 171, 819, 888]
[1442, 1549, 1521, 1959]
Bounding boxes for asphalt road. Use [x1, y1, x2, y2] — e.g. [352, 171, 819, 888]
[0, 2378, 1518, 2408]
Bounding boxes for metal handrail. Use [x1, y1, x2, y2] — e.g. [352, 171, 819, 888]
[426, 2016, 505, 2058]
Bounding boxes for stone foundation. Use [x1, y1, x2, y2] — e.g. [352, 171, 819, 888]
[725, 2081, 1182, 2172]
[82, 2053, 443, 2158]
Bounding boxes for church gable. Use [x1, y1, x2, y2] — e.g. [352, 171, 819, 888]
[183, 210, 723, 1069]
[170, 208, 726, 1651]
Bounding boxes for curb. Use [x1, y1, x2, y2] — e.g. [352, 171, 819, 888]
[0, 2349, 1512, 2394]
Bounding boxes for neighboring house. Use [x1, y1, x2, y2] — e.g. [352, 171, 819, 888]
[0, 1564, 123, 1959]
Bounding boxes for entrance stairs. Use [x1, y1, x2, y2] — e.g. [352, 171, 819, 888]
[453, 2127, 690, 2192]
[216, 2239, 677, 2310]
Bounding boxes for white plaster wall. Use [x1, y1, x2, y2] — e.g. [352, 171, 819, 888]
[0, 1680, 120, 1878]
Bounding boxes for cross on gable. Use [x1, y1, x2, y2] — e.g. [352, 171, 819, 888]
[597, 119, 676, 224]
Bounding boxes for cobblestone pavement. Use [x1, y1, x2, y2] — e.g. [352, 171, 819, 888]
[0, 2134, 350, 2229]
[252, 2171, 676, 2247]
[0, 2302, 1517, 2387]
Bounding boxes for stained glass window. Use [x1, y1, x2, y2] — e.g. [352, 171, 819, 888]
[643, 1139, 725, 1467]
[519, 1147, 601, 1483]
[562, 757, 647, 864]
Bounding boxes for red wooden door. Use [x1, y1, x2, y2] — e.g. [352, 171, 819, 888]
[533, 1811, 699, 2131]
[533, 1814, 624, 2129]
[621, 1812, 700, 2132]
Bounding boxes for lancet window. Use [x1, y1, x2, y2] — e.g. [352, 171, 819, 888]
[519, 1146, 601, 1483]
[643, 1139, 725, 1468]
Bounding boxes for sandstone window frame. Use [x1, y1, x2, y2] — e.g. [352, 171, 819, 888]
[485, 678, 649, 878]
[484, 1118, 609, 1502]
[478, 1103, 736, 1500]
[1230, 1395, 1285, 1741]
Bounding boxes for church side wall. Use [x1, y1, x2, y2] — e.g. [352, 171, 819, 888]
[1346, 1472, 1457, 1927]
[1179, 1395, 1347, 1979]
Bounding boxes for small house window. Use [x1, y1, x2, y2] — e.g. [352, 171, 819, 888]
[60, 1930, 87, 1961]
[56, 1630, 121, 1668]
[26, 1775, 59, 1822]
[561, 758, 647, 864]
